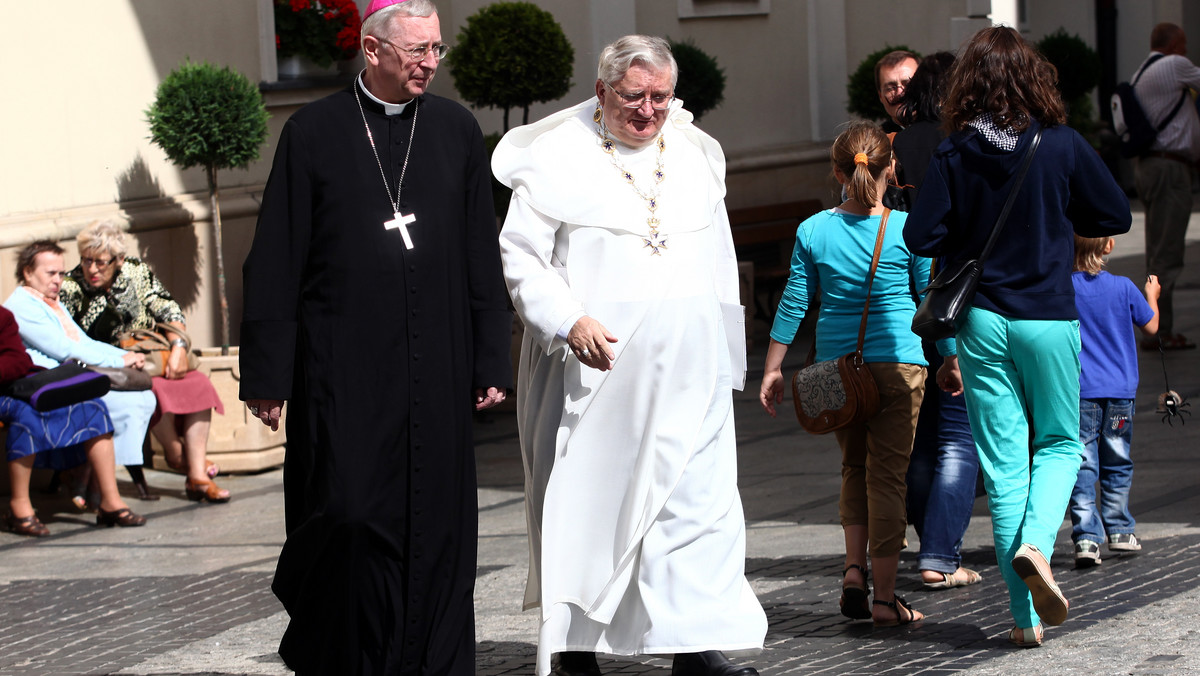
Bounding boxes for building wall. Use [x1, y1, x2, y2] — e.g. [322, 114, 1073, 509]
[0, 0, 1174, 348]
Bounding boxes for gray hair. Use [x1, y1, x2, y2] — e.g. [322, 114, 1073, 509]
[362, 0, 437, 42]
[76, 220, 128, 260]
[597, 35, 678, 89]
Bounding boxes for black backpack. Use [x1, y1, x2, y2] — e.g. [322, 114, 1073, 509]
[1111, 53, 1187, 158]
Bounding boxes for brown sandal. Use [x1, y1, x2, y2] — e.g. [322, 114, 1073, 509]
[185, 478, 231, 503]
[4, 512, 50, 537]
[96, 507, 147, 528]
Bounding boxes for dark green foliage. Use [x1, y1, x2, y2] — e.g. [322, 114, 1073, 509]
[1035, 29, 1101, 132]
[668, 38, 725, 122]
[146, 60, 270, 172]
[847, 45, 919, 121]
[1036, 29, 1100, 102]
[146, 60, 269, 353]
[484, 132, 513, 219]
[449, 2, 574, 131]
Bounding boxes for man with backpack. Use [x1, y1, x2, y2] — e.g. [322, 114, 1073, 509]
[1131, 23, 1200, 350]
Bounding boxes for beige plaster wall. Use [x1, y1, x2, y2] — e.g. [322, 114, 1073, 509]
[0, 0, 271, 348]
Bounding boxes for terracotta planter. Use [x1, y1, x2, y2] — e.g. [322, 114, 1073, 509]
[148, 347, 286, 473]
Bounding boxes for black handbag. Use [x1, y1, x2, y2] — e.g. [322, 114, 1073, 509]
[2, 360, 111, 411]
[911, 128, 1043, 341]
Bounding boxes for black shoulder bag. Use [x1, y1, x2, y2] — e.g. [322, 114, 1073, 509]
[911, 128, 1043, 341]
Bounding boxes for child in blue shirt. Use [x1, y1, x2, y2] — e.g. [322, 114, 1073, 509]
[1069, 235, 1159, 568]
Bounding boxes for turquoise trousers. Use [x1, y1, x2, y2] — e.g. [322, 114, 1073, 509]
[956, 308, 1082, 627]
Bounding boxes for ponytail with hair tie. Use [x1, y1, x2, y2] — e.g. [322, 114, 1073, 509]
[854, 152, 869, 166]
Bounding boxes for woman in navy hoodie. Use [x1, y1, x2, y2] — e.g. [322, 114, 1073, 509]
[905, 26, 1131, 648]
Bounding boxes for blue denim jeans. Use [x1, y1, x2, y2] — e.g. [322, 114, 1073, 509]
[907, 344, 979, 574]
[1070, 398, 1136, 543]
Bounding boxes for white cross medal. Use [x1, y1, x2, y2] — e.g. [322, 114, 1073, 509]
[385, 211, 417, 250]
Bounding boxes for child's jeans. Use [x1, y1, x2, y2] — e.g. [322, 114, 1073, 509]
[1070, 398, 1136, 544]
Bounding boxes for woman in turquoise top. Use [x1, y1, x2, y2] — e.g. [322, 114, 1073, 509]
[760, 121, 957, 628]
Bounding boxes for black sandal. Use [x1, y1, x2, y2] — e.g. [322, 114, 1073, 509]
[840, 564, 871, 620]
[873, 595, 923, 627]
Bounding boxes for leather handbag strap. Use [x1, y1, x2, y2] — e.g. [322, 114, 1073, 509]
[155, 322, 192, 350]
[805, 208, 890, 364]
[855, 208, 890, 356]
[978, 128, 1043, 264]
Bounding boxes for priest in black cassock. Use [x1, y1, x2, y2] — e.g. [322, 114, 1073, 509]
[239, 0, 512, 673]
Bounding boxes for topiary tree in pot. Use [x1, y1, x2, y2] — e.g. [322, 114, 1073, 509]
[146, 60, 269, 355]
[448, 1, 574, 132]
[668, 38, 726, 123]
[846, 45, 919, 121]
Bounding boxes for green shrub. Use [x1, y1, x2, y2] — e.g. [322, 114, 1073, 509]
[484, 132, 512, 219]
[146, 60, 270, 352]
[668, 39, 725, 122]
[449, 2, 574, 131]
[1035, 29, 1102, 133]
[846, 45, 919, 121]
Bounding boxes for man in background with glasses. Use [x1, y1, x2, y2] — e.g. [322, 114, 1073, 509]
[241, 0, 511, 673]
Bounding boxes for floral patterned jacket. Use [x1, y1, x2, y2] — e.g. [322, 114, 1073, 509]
[59, 257, 186, 345]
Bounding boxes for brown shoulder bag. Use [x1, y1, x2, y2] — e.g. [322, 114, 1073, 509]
[118, 322, 200, 378]
[790, 209, 889, 434]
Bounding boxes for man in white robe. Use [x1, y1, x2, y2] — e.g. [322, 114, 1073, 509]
[493, 35, 766, 676]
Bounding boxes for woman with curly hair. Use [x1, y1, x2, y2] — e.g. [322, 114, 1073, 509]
[905, 26, 1131, 647]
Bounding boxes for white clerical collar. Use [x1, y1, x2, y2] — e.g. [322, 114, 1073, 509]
[357, 74, 411, 116]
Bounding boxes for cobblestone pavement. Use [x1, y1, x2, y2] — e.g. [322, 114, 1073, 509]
[2, 213, 1199, 675]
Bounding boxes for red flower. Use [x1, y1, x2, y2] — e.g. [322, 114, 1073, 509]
[336, 26, 359, 51]
[275, 0, 362, 65]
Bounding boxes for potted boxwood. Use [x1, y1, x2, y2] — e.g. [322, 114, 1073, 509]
[668, 38, 726, 123]
[1035, 28, 1102, 137]
[145, 61, 282, 472]
[448, 1, 574, 132]
[449, 1, 574, 219]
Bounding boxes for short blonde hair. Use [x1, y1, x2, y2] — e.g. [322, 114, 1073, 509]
[76, 221, 128, 260]
[1073, 235, 1111, 276]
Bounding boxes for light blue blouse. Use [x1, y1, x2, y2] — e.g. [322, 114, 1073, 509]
[4, 287, 127, 369]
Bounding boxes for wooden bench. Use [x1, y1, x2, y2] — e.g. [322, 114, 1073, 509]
[729, 199, 824, 320]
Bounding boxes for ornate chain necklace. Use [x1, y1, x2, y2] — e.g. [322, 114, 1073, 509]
[354, 77, 420, 249]
[598, 126, 667, 255]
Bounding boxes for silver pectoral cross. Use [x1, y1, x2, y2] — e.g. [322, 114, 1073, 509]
[385, 211, 417, 249]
